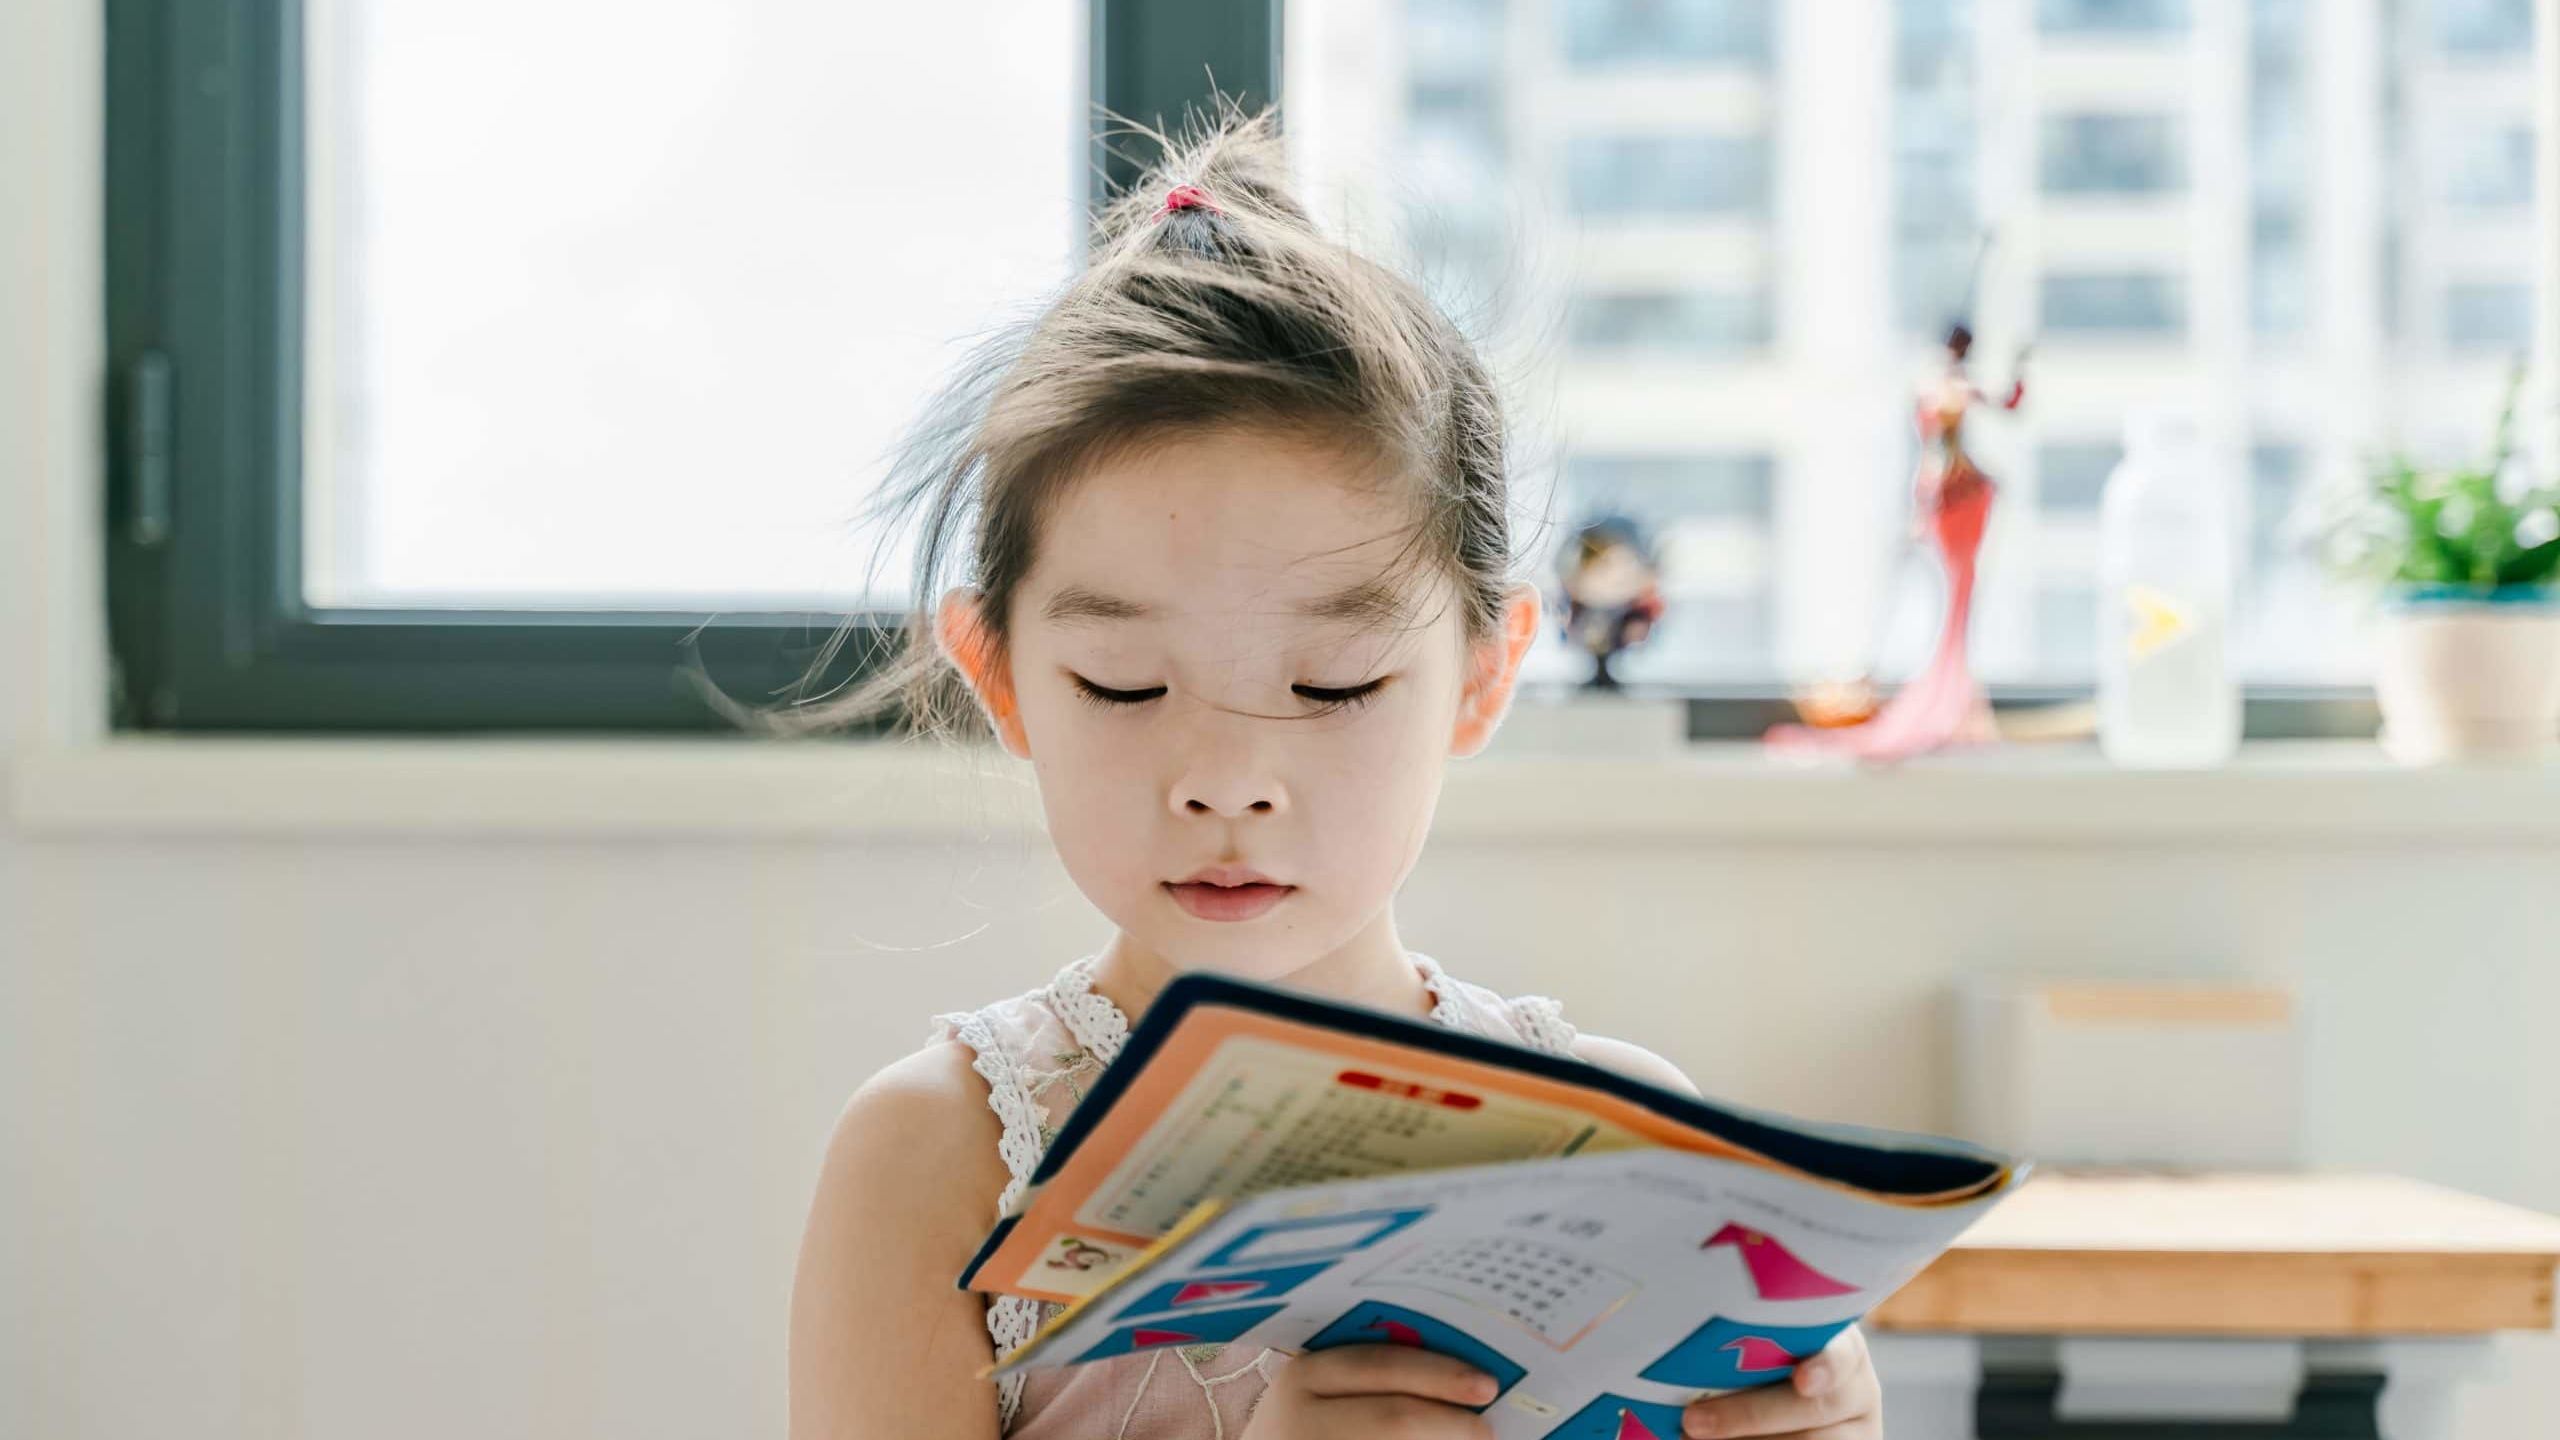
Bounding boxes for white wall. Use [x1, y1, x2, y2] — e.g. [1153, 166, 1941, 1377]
[6, 4, 2558, 1438]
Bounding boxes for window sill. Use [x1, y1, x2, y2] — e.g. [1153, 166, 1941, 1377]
[9, 735, 2560, 844]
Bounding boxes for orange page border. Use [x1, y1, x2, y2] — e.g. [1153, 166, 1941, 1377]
[970, 1002, 2000, 1304]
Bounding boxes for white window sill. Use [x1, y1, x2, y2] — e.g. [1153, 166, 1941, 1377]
[9, 735, 2560, 843]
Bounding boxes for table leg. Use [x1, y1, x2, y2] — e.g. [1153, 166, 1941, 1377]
[1867, 1334, 2503, 1440]
[2309, 1339, 2498, 1440]
[1869, 1332, 1982, 1440]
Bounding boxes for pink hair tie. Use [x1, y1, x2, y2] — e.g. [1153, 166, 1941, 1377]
[1156, 184, 1220, 218]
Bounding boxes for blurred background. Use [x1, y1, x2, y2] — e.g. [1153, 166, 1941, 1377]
[6, 2, 2560, 1438]
[295, 0, 2540, 691]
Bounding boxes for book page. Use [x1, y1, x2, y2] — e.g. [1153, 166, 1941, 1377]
[1077, 1033, 1643, 1236]
[995, 1147, 2020, 1440]
[962, 994, 2002, 1305]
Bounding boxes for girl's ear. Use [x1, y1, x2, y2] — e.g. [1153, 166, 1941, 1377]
[1450, 582, 1541, 758]
[935, 587, 1033, 759]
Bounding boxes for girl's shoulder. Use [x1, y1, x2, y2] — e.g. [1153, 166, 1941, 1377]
[822, 1037, 1011, 1209]
[1412, 958, 1701, 1096]
[1570, 1031, 1701, 1097]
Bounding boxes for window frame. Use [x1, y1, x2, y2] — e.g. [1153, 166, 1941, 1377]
[103, 0, 2388, 739]
[102, 0, 1279, 731]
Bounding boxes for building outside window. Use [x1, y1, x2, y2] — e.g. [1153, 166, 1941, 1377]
[1289, 0, 2542, 693]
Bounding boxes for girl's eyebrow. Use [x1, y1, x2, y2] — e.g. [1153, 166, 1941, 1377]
[1038, 579, 1412, 628]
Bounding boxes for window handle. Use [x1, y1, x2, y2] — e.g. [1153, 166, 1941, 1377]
[127, 350, 173, 547]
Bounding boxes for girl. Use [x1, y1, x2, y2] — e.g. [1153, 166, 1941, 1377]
[787, 115, 1884, 1440]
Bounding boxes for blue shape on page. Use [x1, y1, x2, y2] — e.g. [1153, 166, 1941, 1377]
[1637, 1313, 1853, 1390]
[1304, 1300, 1525, 1410]
[1196, 1206, 1432, 1269]
[1073, 1303, 1287, 1363]
[1544, 1392, 1692, 1439]
[1114, 1260, 1336, 1320]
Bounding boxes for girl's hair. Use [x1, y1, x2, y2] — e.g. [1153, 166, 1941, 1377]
[780, 107, 1514, 740]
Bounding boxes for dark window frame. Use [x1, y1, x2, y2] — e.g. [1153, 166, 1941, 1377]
[105, 0, 2381, 739]
[104, 0, 1278, 731]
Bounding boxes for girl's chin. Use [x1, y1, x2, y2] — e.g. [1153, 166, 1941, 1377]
[1110, 927, 1322, 985]
[1150, 947, 1308, 982]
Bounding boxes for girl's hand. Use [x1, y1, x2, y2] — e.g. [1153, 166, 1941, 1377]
[1245, 1345, 1500, 1440]
[1682, 1326, 1881, 1440]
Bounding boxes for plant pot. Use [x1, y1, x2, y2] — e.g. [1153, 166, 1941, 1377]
[2372, 584, 2560, 764]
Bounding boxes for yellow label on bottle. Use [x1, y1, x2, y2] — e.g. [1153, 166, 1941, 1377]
[2126, 584, 2192, 660]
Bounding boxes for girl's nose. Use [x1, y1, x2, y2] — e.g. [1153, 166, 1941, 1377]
[1170, 728, 1289, 818]
[1187, 789, 1290, 814]
[1174, 779, 1286, 819]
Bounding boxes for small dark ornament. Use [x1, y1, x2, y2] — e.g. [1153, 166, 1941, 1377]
[1557, 515, 1666, 690]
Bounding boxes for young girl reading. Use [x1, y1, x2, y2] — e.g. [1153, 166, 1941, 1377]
[787, 114, 1883, 1440]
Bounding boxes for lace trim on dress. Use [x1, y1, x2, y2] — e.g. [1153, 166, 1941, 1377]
[1412, 952, 1580, 1054]
[1041, 956, 1133, 1066]
[942, 952, 1580, 1434]
[931, 998, 1061, 1430]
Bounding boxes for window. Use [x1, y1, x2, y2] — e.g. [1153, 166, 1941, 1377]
[2041, 114, 2185, 194]
[2248, 444, 2308, 574]
[1567, 136, 1773, 218]
[1287, 0, 2544, 703]
[1894, 0, 1980, 333]
[2250, 0, 2313, 339]
[2445, 282, 2534, 351]
[2038, 0, 2189, 36]
[2441, 124, 2535, 209]
[116, 0, 2551, 729]
[2436, 0, 2532, 54]
[2037, 444, 2120, 512]
[1569, 290, 1774, 356]
[1559, 0, 1775, 68]
[106, 0, 1275, 728]
[2041, 273, 2188, 336]
[301, 4, 1080, 613]
[1565, 455, 1776, 522]
[2034, 584, 2100, 671]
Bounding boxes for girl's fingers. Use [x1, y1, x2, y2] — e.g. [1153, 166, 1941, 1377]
[1683, 1383, 1848, 1439]
[1690, 1429, 1876, 1440]
[1307, 1394, 1498, 1440]
[1790, 1325, 1872, 1401]
[1684, 1329, 1876, 1438]
[1790, 1349, 1839, 1398]
[1291, 1344, 1500, 1408]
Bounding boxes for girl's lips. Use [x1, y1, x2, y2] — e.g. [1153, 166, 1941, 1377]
[1163, 880, 1295, 922]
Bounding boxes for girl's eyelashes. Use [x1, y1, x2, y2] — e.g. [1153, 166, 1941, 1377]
[1292, 677, 1392, 714]
[1065, 674, 1393, 714]
[1070, 676, 1168, 708]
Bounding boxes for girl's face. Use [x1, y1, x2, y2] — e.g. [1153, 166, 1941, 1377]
[940, 425, 1535, 984]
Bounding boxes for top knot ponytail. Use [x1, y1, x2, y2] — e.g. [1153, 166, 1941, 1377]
[759, 102, 1517, 741]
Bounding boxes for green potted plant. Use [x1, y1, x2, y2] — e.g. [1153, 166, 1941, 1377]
[2321, 368, 2560, 764]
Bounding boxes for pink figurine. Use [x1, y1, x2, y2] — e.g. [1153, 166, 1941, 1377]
[1769, 322, 2027, 762]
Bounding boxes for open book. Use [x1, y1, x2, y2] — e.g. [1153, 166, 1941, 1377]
[958, 973, 2025, 1439]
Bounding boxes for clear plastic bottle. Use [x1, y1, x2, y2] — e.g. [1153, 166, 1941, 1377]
[2098, 410, 2241, 767]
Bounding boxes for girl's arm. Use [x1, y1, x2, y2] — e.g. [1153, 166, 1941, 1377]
[1573, 1032, 1702, 1097]
[789, 1044, 1011, 1440]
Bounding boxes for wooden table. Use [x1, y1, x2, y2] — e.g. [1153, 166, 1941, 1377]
[1860, 1172, 2560, 1439]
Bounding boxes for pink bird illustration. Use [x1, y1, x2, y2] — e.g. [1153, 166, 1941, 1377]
[1615, 1408, 1669, 1440]
[1170, 1280, 1263, 1306]
[1366, 1318, 1427, 1348]
[1702, 1223, 1857, 1300]
[1721, 1334, 1802, 1372]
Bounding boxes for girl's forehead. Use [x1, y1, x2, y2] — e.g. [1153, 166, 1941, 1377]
[1033, 572, 1424, 635]
[1028, 428, 1436, 620]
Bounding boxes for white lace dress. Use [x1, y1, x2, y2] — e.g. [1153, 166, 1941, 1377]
[933, 954, 1581, 1439]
